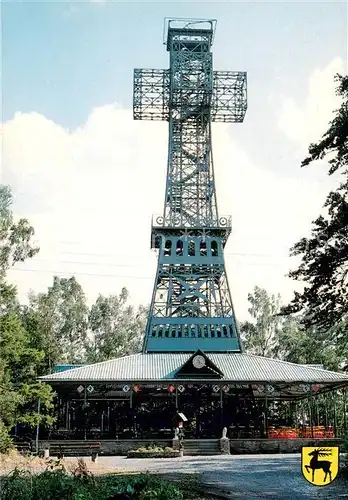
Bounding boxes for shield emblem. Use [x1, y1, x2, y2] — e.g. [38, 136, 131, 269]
[301, 446, 339, 486]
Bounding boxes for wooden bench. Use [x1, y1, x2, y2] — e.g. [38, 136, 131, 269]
[45, 441, 101, 460]
[14, 441, 32, 456]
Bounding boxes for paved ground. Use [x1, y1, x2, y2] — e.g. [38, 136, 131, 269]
[78, 454, 348, 499]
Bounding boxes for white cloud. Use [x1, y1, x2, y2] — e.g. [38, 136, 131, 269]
[278, 57, 345, 148]
[2, 60, 339, 321]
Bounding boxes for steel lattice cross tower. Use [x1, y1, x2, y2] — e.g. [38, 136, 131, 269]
[133, 18, 247, 353]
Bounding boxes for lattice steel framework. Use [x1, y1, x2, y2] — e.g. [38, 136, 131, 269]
[133, 19, 247, 353]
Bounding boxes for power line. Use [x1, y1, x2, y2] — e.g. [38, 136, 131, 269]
[9, 268, 154, 280]
[10, 257, 292, 279]
[27, 250, 292, 262]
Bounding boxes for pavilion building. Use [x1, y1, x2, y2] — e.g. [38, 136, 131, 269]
[39, 18, 348, 455]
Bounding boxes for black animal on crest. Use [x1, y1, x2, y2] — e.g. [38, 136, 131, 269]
[305, 448, 332, 482]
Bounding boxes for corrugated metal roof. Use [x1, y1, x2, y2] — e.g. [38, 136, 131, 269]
[39, 353, 348, 384]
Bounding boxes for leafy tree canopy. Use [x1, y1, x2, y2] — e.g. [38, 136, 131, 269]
[241, 286, 345, 370]
[240, 286, 281, 357]
[0, 186, 54, 441]
[85, 287, 147, 363]
[25, 276, 89, 370]
[283, 74, 348, 338]
[0, 185, 39, 281]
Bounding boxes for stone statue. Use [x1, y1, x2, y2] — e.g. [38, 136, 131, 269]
[222, 427, 227, 439]
[174, 427, 179, 439]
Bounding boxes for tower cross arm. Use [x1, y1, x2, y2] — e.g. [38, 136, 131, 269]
[211, 71, 247, 123]
[133, 68, 170, 121]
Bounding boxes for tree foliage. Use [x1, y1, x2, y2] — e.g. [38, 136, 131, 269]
[240, 286, 282, 357]
[0, 186, 54, 449]
[25, 276, 89, 369]
[85, 288, 147, 363]
[0, 185, 39, 280]
[241, 286, 345, 370]
[283, 74, 348, 338]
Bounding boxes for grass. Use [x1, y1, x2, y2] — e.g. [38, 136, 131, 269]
[0, 457, 218, 500]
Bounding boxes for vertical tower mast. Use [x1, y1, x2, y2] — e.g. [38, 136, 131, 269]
[133, 18, 247, 353]
[164, 20, 217, 227]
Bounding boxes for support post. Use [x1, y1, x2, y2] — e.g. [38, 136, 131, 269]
[264, 394, 268, 439]
[35, 398, 41, 455]
[333, 391, 337, 437]
[309, 390, 313, 438]
[65, 400, 69, 430]
[220, 389, 224, 430]
[343, 389, 347, 434]
[84, 387, 87, 441]
[325, 393, 328, 428]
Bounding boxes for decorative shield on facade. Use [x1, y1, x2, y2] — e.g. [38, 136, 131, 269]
[301, 446, 339, 486]
[77, 385, 84, 393]
[256, 385, 265, 393]
[177, 385, 185, 393]
[212, 385, 220, 393]
[86, 385, 94, 393]
[122, 385, 130, 393]
[222, 384, 229, 393]
[133, 385, 141, 393]
[266, 384, 274, 394]
[312, 384, 320, 392]
[299, 384, 310, 393]
[168, 384, 175, 393]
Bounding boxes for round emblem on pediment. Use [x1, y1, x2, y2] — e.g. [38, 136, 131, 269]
[192, 355, 205, 369]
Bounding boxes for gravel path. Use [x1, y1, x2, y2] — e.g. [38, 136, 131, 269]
[71, 454, 348, 499]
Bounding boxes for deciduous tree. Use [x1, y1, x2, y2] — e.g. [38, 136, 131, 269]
[85, 288, 147, 362]
[240, 286, 282, 357]
[26, 276, 89, 369]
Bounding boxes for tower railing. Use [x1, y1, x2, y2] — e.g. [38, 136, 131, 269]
[151, 213, 232, 229]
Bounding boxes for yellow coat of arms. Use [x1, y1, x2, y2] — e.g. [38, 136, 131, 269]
[301, 446, 339, 486]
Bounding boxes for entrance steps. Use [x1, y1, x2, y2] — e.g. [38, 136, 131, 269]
[183, 439, 220, 456]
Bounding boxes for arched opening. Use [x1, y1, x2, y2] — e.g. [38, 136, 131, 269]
[164, 239, 172, 257]
[211, 240, 218, 257]
[176, 239, 183, 256]
[188, 240, 195, 256]
[200, 239, 207, 256]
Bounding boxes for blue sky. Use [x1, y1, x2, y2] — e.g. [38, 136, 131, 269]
[3, 1, 347, 128]
[2, 1, 347, 316]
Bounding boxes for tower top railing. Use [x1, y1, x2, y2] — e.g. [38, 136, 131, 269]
[163, 18, 217, 50]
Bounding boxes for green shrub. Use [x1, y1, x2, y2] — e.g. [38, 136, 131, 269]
[0, 421, 13, 454]
[0, 465, 187, 500]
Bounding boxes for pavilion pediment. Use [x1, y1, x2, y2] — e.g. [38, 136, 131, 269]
[174, 350, 224, 379]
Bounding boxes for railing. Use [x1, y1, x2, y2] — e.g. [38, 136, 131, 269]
[151, 213, 232, 229]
